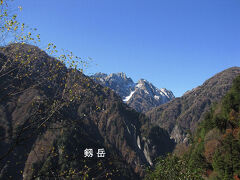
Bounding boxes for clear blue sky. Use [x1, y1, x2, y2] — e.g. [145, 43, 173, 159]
[16, 0, 240, 97]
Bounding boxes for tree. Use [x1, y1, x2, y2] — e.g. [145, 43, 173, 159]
[145, 154, 203, 180]
[0, 1, 91, 179]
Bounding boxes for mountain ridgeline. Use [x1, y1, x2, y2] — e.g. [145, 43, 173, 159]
[146, 67, 240, 143]
[0, 44, 175, 179]
[91, 73, 175, 113]
[186, 74, 240, 179]
[146, 74, 240, 180]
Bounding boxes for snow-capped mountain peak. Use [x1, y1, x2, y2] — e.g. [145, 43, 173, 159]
[91, 73, 175, 112]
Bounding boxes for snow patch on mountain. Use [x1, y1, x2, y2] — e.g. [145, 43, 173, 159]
[123, 90, 135, 102]
[136, 83, 143, 88]
[154, 95, 160, 100]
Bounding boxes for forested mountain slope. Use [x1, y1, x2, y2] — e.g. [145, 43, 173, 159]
[146, 75, 240, 180]
[146, 67, 240, 143]
[0, 44, 174, 179]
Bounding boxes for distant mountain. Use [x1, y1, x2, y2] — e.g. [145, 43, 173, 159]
[146, 67, 240, 143]
[91, 73, 175, 112]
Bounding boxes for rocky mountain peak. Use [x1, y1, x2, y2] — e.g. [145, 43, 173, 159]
[137, 79, 157, 92]
[109, 72, 128, 79]
[138, 78, 148, 84]
[93, 72, 108, 78]
[91, 73, 175, 112]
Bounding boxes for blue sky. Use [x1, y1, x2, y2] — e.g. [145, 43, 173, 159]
[16, 0, 240, 97]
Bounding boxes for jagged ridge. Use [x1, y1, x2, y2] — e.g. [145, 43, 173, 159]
[91, 72, 175, 112]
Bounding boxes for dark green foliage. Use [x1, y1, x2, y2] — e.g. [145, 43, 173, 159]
[201, 108, 215, 133]
[145, 154, 203, 180]
[212, 133, 240, 180]
[188, 142, 208, 170]
[213, 115, 227, 132]
[222, 75, 240, 114]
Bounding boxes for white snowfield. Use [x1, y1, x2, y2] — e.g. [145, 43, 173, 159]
[123, 90, 136, 102]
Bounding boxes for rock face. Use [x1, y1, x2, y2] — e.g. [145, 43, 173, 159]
[146, 67, 240, 143]
[0, 44, 174, 179]
[91, 73, 175, 112]
[92, 72, 135, 99]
